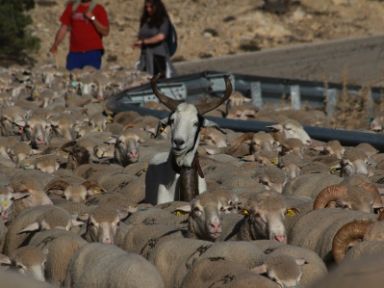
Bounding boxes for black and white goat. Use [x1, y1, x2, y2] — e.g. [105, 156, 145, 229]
[145, 74, 232, 204]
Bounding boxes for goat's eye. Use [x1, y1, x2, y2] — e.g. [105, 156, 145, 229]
[169, 119, 174, 125]
[193, 122, 199, 127]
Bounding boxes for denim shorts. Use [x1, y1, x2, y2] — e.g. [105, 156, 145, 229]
[66, 50, 103, 70]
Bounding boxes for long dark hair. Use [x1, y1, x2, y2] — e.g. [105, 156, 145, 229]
[140, 0, 169, 28]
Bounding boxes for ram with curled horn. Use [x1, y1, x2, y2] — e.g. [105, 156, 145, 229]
[145, 74, 233, 204]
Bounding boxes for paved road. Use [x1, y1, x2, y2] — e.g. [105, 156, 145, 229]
[174, 34, 384, 86]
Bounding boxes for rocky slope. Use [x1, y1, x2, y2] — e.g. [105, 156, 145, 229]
[30, 0, 384, 69]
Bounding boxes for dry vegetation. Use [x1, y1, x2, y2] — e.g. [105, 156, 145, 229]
[30, 0, 384, 69]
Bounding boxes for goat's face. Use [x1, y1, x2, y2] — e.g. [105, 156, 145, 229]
[168, 103, 202, 156]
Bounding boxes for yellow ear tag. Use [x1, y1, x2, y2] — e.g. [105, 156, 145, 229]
[175, 210, 187, 217]
[241, 209, 249, 216]
[271, 158, 278, 165]
[285, 208, 297, 217]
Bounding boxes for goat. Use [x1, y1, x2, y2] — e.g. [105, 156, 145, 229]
[145, 74, 232, 204]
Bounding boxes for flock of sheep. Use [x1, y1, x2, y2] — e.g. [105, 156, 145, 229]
[0, 63, 384, 288]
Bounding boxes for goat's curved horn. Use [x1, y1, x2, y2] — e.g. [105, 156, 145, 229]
[195, 76, 233, 115]
[313, 185, 349, 209]
[332, 219, 373, 263]
[151, 74, 181, 111]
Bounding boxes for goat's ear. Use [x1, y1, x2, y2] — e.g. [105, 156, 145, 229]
[251, 263, 268, 274]
[155, 117, 169, 138]
[174, 204, 191, 216]
[18, 222, 40, 234]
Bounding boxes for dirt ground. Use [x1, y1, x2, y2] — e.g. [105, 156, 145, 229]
[30, 0, 384, 70]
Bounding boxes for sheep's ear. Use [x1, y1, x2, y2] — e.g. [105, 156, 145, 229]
[117, 209, 130, 221]
[266, 123, 283, 132]
[285, 208, 300, 217]
[11, 192, 30, 200]
[121, 206, 137, 215]
[71, 217, 85, 227]
[77, 213, 90, 222]
[18, 222, 40, 234]
[174, 204, 191, 216]
[295, 258, 307, 266]
[252, 263, 268, 274]
[241, 155, 256, 162]
[202, 119, 226, 134]
[0, 255, 11, 266]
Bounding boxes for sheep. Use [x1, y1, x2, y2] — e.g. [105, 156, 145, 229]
[225, 191, 299, 243]
[44, 178, 104, 203]
[283, 172, 343, 198]
[331, 210, 384, 263]
[4, 205, 83, 256]
[10, 246, 47, 282]
[340, 147, 370, 176]
[309, 253, 384, 288]
[28, 230, 88, 286]
[173, 192, 228, 241]
[313, 175, 382, 213]
[64, 243, 165, 288]
[289, 208, 377, 263]
[24, 112, 53, 149]
[145, 74, 232, 204]
[181, 258, 279, 288]
[149, 237, 213, 288]
[81, 206, 131, 244]
[267, 118, 311, 145]
[0, 105, 27, 136]
[113, 128, 143, 166]
[0, 269, 54, 288]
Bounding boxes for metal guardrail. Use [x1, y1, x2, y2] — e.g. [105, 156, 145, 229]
[106, 71, 384, 151]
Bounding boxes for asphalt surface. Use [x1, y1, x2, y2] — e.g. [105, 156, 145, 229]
[174, 34, 384, 86]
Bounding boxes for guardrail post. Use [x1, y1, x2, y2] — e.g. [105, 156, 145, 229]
[290, 85, 301, 110]
[251, 82, 262, 107]
[326, 88, 338, 118]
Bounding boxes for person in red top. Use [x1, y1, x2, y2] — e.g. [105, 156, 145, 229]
[50, 0, 109, 70]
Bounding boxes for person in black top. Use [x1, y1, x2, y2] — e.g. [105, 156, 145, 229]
[133, 0, 175, 78]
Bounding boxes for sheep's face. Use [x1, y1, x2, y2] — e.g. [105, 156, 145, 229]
[242, 206, 287, 243]
[12, 249, 46, 282]
[183, 199, 224, 241]
[168, 104, 202, 156]
[340, 159, 368, 177]
[0, 112, 26, 136]
[337, 186, 375, 213]
[269, 121, 311, 145]
[25, 118, 53, 148]
[64, 185, 88, 203]
[115, 135, 140, 166]
[87, 215, 121, 244]
[253, 255, 306, 288]
[370, 116, 384, 132]
[201, 128, 227, 148]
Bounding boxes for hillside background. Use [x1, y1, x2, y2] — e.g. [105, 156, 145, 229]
[30, 0, 384, 69]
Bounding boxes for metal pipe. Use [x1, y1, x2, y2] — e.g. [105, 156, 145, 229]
[106, 102, 384, 151]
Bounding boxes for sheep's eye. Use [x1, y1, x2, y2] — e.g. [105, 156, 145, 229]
[193, 207, 202, 215]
